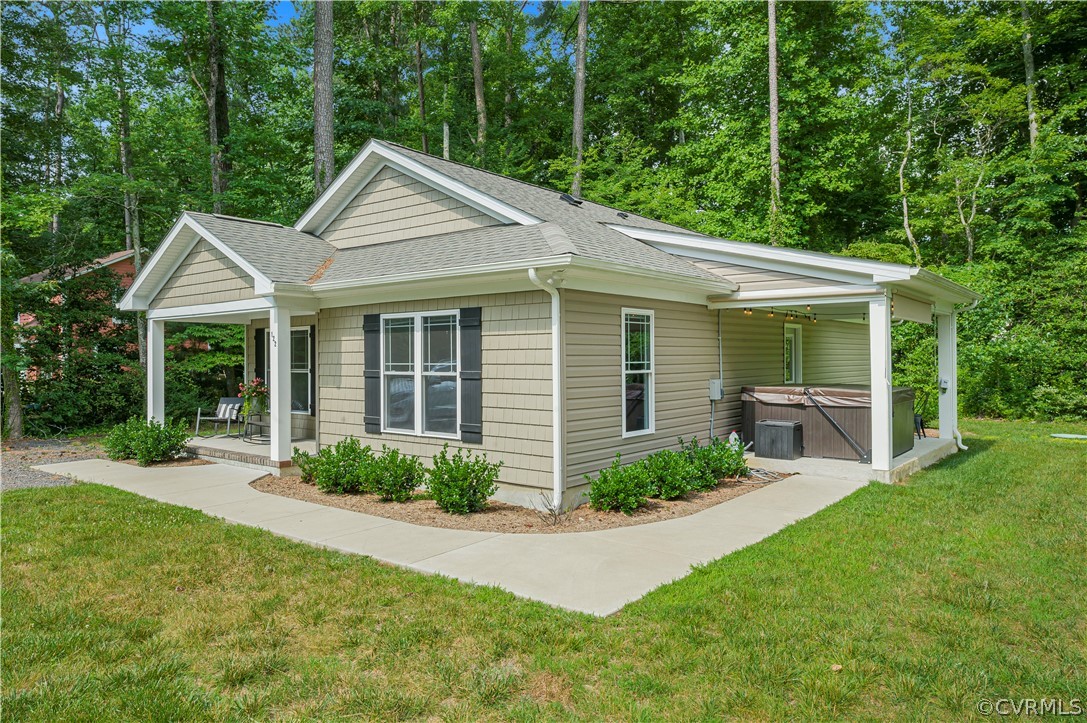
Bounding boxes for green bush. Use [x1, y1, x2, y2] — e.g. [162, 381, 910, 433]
[371, 445, 425, 502]
[292, 447, 320, 484]
[427, 444, 503, 514]
[641, 449, 702, 500]
[312, 437, 375, 494]
[586, 453, 651, 515]
[681, 433, 749, 488]
[104, 417, 190, 466]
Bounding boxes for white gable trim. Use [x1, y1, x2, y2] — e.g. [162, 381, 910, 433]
[118, 213, 274, 311]
[295, 139, 541, 235]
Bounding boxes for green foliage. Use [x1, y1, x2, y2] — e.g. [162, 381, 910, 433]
[426, 444, 503, 514]
[312, 437, 375, 495]
[681, 434, 750, 488]
[370, 445, 425, 503]
[586, 454, 652, 515]
[639, 449, 702, 500]
[292, 447, 319, 484]
[104, 417, 190, 466]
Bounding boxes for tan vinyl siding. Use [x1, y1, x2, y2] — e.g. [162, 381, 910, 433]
[321, 166, 503, 249]
[803, 320, 870, 386]
[679, 255, 848, 291]
[246, 316, 318, 440]
[563, 290, 719, 490]
[318, 292, 553, 491]
[152, 238, 254, 309]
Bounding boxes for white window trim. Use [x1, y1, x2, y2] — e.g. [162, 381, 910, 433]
[784, 323, 803, 384]
[379, 309, 462, 440]
[621, 307, 655, 438]
[264, 326, 313, 415]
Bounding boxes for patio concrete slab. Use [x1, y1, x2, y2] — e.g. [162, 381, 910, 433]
[35, 459, 868, 616]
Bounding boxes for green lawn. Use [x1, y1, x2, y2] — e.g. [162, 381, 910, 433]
[3, 420, 1085, 721]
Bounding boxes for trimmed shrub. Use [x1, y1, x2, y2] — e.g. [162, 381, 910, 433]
[641, 449, 702, 500]
[104, 417, 190, 466]
[586, 453, 652, 515]
[313, 437, 374, 494]
[292, 447, 319, 484]
[104, 417, 145, 461]
[427, 444, 503, 514]
[371, 445, 425, 503]
[681, 433, 748, 488]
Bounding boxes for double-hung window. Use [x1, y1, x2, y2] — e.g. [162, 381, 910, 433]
[622, 309, 654, 437]
[381, 311, 459, 437]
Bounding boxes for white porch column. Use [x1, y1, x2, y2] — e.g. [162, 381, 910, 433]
[147, 318, 165, 422]
[268, 305, 292, 464]
[937, 311, 958, 440]
[869, 295, 894, 474]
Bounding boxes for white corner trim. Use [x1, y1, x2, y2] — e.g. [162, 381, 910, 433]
[296, 139, 541, 235]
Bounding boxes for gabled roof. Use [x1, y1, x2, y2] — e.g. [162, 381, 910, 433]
[20, 249, 135, 284]
[185, 213, 334, 284]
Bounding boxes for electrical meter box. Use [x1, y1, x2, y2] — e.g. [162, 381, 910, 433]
[708, 379, 724, 401]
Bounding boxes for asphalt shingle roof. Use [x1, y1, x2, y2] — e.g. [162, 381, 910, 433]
[186, 212, 334, 284]
[184, 142, 725, 287]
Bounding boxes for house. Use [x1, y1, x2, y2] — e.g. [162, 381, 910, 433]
[18, 249, 137, 327]
[118, 139, 979, 508]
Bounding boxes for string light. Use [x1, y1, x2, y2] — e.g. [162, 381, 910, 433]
[806, 304, 811, 311]
[812, 313, 817, 323]
[768, 309, 775, 318]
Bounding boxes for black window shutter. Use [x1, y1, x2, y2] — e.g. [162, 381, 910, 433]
[363, 314, 381, 434]
[309, 325, 317, 416]
[254, 328, 267, 382]
[459, 307, 483, 443]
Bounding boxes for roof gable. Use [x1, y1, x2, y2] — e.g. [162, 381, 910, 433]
[321, 165, 503, 249]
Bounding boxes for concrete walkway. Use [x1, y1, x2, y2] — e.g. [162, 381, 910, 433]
[34, 459, 867, 616]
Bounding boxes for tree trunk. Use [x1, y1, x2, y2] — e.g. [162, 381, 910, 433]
[313, 0, 335, 195]
[899, 94, 922, 266]
[767, 0, 782, 245]
[2, 362, 23, 440]
[571, 0, 588, 197]
[413, 2, 428, 153]
[206, 0, 227, 213]
[1021, 1, 1038, 150]
[955, 168, 983, 263]
[470, 19, 487, 155]
[51, 78, 64, 236]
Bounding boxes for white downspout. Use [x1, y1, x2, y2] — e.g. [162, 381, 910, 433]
[528, 268, 564, 510]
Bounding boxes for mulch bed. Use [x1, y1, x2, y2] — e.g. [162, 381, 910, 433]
[251, 473, 780, 534]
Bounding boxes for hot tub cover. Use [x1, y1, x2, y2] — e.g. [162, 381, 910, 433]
[740, 384, 915, 407]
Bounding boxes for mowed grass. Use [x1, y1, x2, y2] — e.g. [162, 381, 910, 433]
[2, 420, 1085, 721]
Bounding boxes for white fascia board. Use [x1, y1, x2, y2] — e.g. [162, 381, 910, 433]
[183, 215, 275, 295]
[908, 269, 981, 304]
[296, 140, 541, 234]
[709, 293, 886, 310]
[711, 284, 883, 304]
[119, 215, 195, 310]
[609, 224, 913, 283]
[146, 297, 274, 320]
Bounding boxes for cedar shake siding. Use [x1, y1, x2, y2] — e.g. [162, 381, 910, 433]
[563, 290, 720, 493]
[317, 291, 553, 495]
[151, 238, 254, 308]
[321, 166, 503, 249]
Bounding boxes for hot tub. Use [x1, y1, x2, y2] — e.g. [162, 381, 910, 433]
[741, 385, 915, 460]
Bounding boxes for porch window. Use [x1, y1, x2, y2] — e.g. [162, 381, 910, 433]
[622, 309, 654, 437]
[381, 311, 459, 437]
[784, 323, 803, 384]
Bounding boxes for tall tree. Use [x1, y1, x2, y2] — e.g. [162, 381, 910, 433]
[313, 0, 334, 194]
[570, 0, 588, 197]
[205, 0, 229, 213]
[412, 0, 428, 154]
[767, 0, 782, 244]
[470, 18, 486, 155]
[1020, 1, 1038, 150]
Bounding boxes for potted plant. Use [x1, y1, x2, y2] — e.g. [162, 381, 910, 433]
[239, 377, 269, 417]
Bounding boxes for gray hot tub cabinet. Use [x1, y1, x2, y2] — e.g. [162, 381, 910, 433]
[741, 385, 915, 461]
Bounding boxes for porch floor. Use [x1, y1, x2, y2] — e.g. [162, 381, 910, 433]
[187, 435, 316, 475]
[747, 435, 959, 484]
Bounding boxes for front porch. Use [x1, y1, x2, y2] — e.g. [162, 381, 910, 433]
[187, 434, 317, 475]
